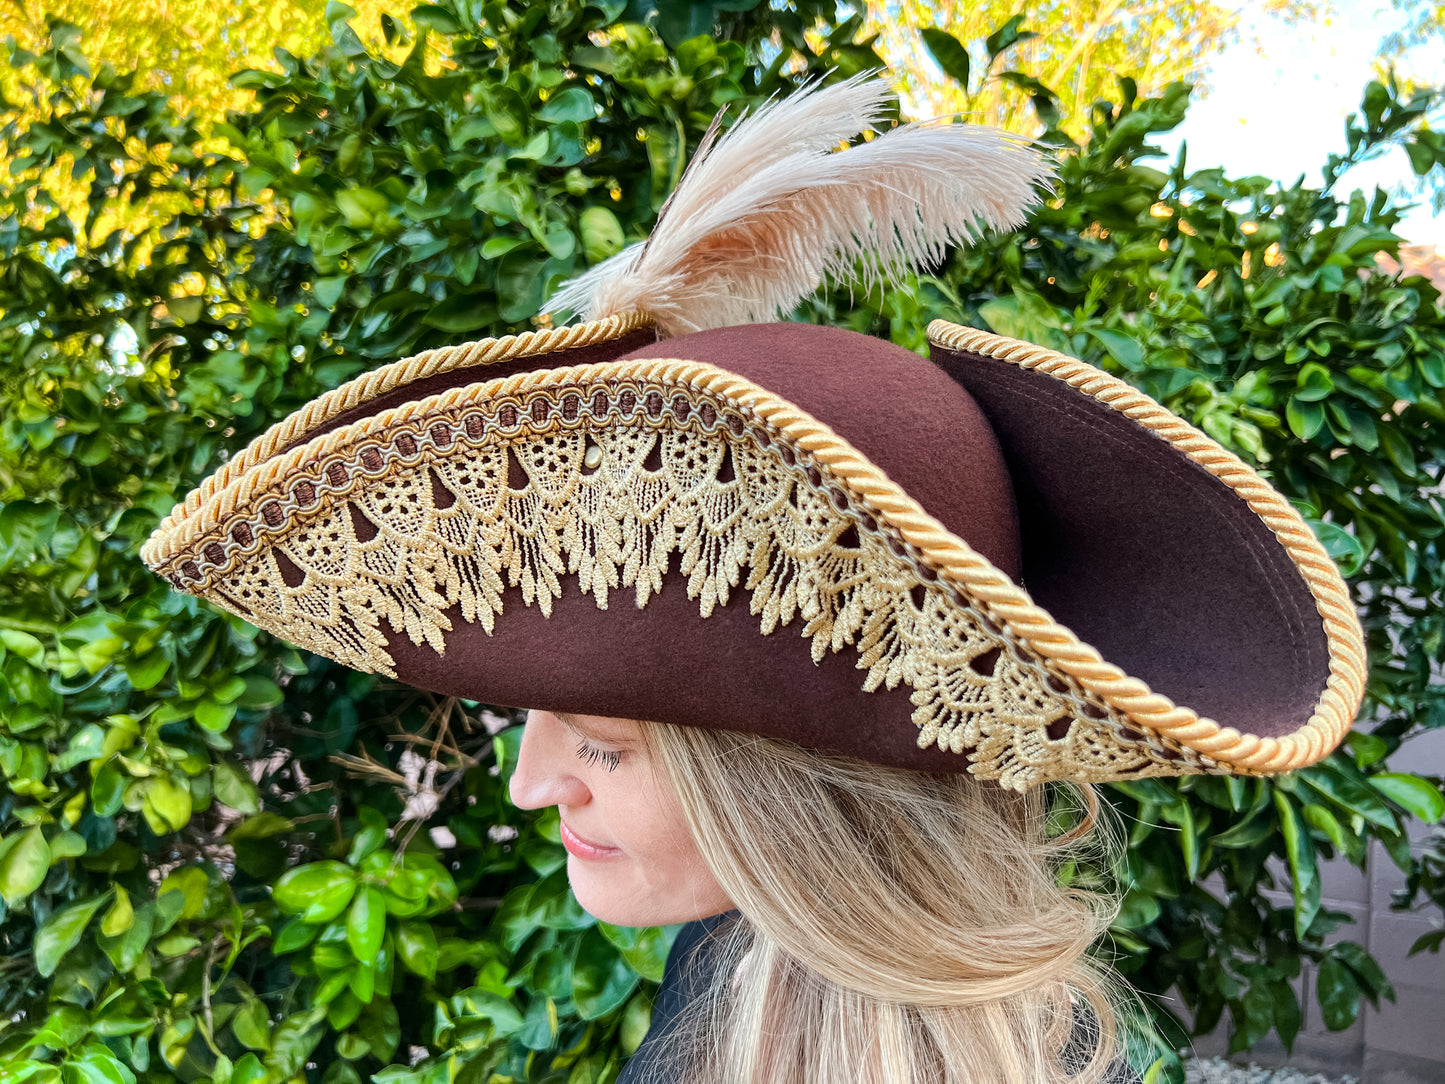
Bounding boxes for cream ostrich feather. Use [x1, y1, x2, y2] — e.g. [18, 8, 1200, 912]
[544, 75, 1054, 337]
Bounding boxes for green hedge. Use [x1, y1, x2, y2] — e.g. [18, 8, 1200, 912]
[1, 4, 1443, 1082]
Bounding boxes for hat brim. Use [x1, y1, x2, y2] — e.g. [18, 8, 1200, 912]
[142, 316, 1362, 787]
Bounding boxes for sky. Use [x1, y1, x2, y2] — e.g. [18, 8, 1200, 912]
[1152, 1, 1443, 246]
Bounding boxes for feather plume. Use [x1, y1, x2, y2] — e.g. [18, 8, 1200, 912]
[545, 76, 1054, 337]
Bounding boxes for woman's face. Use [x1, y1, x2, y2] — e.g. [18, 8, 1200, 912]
[509, 709, 734, 927]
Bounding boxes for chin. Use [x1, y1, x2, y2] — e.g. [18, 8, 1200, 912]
[567, 862, 653, 926]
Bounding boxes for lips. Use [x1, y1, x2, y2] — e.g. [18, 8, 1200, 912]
[559, 818, 624, 861]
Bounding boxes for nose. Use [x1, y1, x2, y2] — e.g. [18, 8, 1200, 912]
[509, 709, 590, 810]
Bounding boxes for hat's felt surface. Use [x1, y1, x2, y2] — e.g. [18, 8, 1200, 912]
[386, 322, 1027, 770]
[934, 347, 1330, 741]
[143, 316, 1359, 779]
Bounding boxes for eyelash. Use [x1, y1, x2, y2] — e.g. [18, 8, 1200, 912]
[575, 739, 622, 773]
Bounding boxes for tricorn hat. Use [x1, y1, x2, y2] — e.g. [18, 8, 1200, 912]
[141, 78, 1363, 789]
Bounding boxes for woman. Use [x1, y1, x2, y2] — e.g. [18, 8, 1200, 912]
[513, 708, 1125, 1082]
[142, 76, 1364, 1081]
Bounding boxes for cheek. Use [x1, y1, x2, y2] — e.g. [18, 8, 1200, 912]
[622, 790, 731, 907]
[575, 775, 733, 923]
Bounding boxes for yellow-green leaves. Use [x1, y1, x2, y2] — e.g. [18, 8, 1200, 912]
[101, 886, 134, 937]
[0, 826, 50, 904]
[578, 206, 626, 266]
[273, 861, 358, 924]
[141, 774, 193, 834]
[347, 886, 386, 964]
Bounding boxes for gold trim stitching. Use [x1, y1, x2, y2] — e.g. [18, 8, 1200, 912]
[149, 313, 655, 544]
[925, 318, 1364, 776]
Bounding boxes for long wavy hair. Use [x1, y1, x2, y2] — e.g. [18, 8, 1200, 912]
[639, 721, 1126, 1084]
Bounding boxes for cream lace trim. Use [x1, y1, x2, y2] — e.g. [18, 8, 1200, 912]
[148, 366, 1217, 789]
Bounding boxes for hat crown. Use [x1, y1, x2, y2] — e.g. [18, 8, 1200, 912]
[618, 323, 1022, 583]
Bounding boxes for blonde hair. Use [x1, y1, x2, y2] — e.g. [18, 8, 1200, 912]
[640, 722, 1125, 1084]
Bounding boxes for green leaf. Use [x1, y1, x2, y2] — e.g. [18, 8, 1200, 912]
[1299, 758, 1399, 829]
[336, 188, 388, 229]
[497, 250, 547, 322]
[424, 293, 498, 333]
[232, 997, 272, 1052]
[214, 760, 260, 814]
[238, 674, 285, 709]
[1286, 396, 1325, 440]
[313, 276, 349, 309]
[1332, 940, 1395, 1005]
[1210, 812, 1274, 849]
[347, 807, 388, 865]
[266, 1009, 325, 1078]
[1274, 790, 1321, 939]
[101, 885, 134, 937]
[231, 1053, 267, 1084]
[1, 629, 47, 666]
[578, 206, 626, 266]
[1086, 328, 1145, 371]
[451, 988, 524, 1033]
[597, 922, 673, 982]
[325, 1, 359, 28]
[142, 774, 193, 833]
[159, 865, 211, 920]
[91, 760, 127, 817]
[1294, 362, 1335, 401]
[411, 3, 462, 34]
[356, 1000, 401, 1062]
[1316, 955, 1361, 1030]
[228, 812, 296, 841]
[0, 826, 51, 904]
[1307, 520, 1365, 577]
[395, 920, 438, 980]
[539, 88, 596, 123]
[50, 829, 86, 860]
[985, 14, 1035, 58]
[195, 697, 237, 731]
[273, 917, 319, 954]
[920, 28, 971, 87]
[273, 861, 357, 923]
[572, 927, 640, 1019]
[486, 87, 529, 146]
[35, 893, 110, 976]
[1370, 773, 1445, 822]
[1302, 803, 1355, 859]
[67, 1046, 137, 1084]
[124, 649, 168, 690]
[347, 885, 386, 963]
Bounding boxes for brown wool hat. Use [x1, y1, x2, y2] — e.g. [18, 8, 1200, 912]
[140, 78, 1364, 789]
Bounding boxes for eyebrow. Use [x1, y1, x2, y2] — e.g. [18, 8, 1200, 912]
[553, 711, 638, 746]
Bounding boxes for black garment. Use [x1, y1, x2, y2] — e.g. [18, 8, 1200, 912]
[617, 914, 1143, 1084]
[618, 913, 733, 1084]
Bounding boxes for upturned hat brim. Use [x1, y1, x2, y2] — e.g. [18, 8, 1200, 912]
[141, 315, 1363, 788]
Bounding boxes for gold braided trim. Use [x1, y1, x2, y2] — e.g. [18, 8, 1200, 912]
[147, 312, 655, 545]
[144, 356, 1229, 789]
[927, 318, 1365, 774]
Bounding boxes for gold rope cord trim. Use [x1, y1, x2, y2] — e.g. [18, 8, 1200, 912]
[150, 313, 655, 540]
[927, 319, 1365, 775]
[144, 358, 1227, 789]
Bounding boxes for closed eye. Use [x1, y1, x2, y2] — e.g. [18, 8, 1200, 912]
[575, 738, 622, 772]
